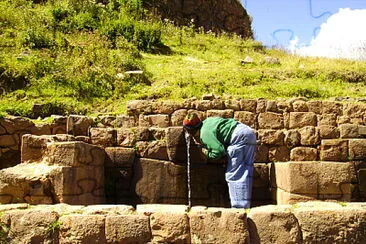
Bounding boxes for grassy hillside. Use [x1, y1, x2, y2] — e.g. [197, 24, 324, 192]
[0, 0, 365, 118]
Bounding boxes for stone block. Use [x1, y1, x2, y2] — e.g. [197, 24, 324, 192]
[104, 147, 135, 167]
[136, 204, 188, 214]
[79, 205, 135, 215]
[340, 124, 360, 138]
[290, 147, 318, 161]
[253, 163, 270, 188]
[289, 112, 317, 129]
[0, 116, 34, 134]
[248, 205, 302, 244]
[257, 130, 284, 146]
[132, 158, 186, 204]
[206, 109, 234, 118]
[51, 124, 66, 134]
[349, 139, 366, 161]
[224, 99, 240, 110]
[59, 214, 106, 243]
[318, 125, 340, 139]
[139, 114, 170, 127]
[293, 203, 366, 244]
[193, 100, 214, 110]
[0, 134, 17, 147]
[284, 130, 300, 147]
[256, 99, 266, 113]
[116, 127, 150, 147]
[151, 101, 179, 115]
[275, 188, 352, 205]
[274, 188, 317, 205]
[307, 100, 322, 114]
[90, 128, 117, 147]
[46, 141, 105, 167]
[190, 163, 229, 207]
[96, 116, 116, 128]
[171, 109, 188, 127]
[234, 111, 256, 129]
[66, 115, 94, 136]
[359, 125, 366, 136]
[343, 102, 366, 117]
[149, 211, 190, 243]
[299, 126, 320, 146]
[105, 214, 151, 243]
[322, 101, 343, 114]
[29, 123, 52, 135]
[127, 100, 153, 115]
[358, 169, 366, 197]
[265, 100, 278, 112]
[149, 128, 166, 140]
[135, 141, 169, 160]
[269, 146, 290, 162]
[317, 113, 337, 126]
[257, 112, 284, 129]
[189, 207, 249, 244]
[0, 149, 20, 169]
[254, 144, 269, 163]
[0, 209, 59, 243]
[114, 115, 136, 128]
[273, 161, 353, 196]
[0, 125, 6, 135]
[239, 99, 257, 112]
[277, 101, 292, 113]
[337, 115, 351, 125]
[320, 139, 348, 161]
[50, 165, 105, 204]
[292, 100, 308, 112]
[0, 162, 61, 204]
[166, 127, 187, 164]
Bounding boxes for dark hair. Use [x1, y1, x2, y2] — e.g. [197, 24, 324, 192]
[183, 123, 202, 136]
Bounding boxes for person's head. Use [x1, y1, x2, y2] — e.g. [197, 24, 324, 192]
[182, 112, 202, 136]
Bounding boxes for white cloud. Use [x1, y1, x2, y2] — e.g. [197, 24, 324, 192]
[289, 8, 366, 60]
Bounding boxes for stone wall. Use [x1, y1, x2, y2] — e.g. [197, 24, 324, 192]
[0, 115, 66, 169]
[0, 98, 366, 207]
[1, 202, 366, 243]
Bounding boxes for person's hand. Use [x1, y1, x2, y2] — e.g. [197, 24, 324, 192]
[201, 148, 208, 157]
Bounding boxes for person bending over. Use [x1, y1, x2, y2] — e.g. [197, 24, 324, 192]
[183, 112, 256, 209]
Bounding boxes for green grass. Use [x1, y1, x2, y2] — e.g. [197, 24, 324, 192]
[0, 0, 365, 117]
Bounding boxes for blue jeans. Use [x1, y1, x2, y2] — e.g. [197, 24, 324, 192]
[226, 123, 256, 208]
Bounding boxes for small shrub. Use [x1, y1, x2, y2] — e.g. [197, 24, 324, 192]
[21, 27, 55, 49]
[47, 220, 62, 235]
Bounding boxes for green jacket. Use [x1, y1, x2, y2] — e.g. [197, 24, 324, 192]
[200, 117, 238, 159]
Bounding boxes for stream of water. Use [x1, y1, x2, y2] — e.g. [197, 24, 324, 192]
[184, 131, 192, 208]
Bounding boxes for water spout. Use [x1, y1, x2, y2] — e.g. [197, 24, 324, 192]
[184, 130, 192, 208]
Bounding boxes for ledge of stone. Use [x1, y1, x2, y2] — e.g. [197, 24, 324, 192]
[1, 202, 366, 244]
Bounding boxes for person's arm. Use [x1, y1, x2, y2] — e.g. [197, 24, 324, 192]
[201, 130, 226, 159]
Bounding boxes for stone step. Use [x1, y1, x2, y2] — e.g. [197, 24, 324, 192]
[0, 202, 365, 244]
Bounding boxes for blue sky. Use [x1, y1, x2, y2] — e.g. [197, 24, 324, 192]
[241, 0, 366, 49]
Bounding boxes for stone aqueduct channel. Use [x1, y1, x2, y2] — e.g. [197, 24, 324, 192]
[0, 97, 366, 243]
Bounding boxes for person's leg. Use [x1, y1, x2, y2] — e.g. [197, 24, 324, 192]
[226, 123, 256, 208]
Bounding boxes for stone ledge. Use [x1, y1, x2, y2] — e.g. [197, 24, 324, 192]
[1, 202, 366, 244]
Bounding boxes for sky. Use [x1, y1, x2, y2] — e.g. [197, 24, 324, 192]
[241, 0, 366, 60]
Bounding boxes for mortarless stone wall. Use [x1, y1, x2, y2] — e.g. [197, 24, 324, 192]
[1, 98, 366, 207]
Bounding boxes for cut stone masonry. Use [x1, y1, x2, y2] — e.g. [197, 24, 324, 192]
[0, 98, 365, 207]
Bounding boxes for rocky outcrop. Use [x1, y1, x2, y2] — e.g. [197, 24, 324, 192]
[1, 202, 366, 244]
[146, 0, 253, 38]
